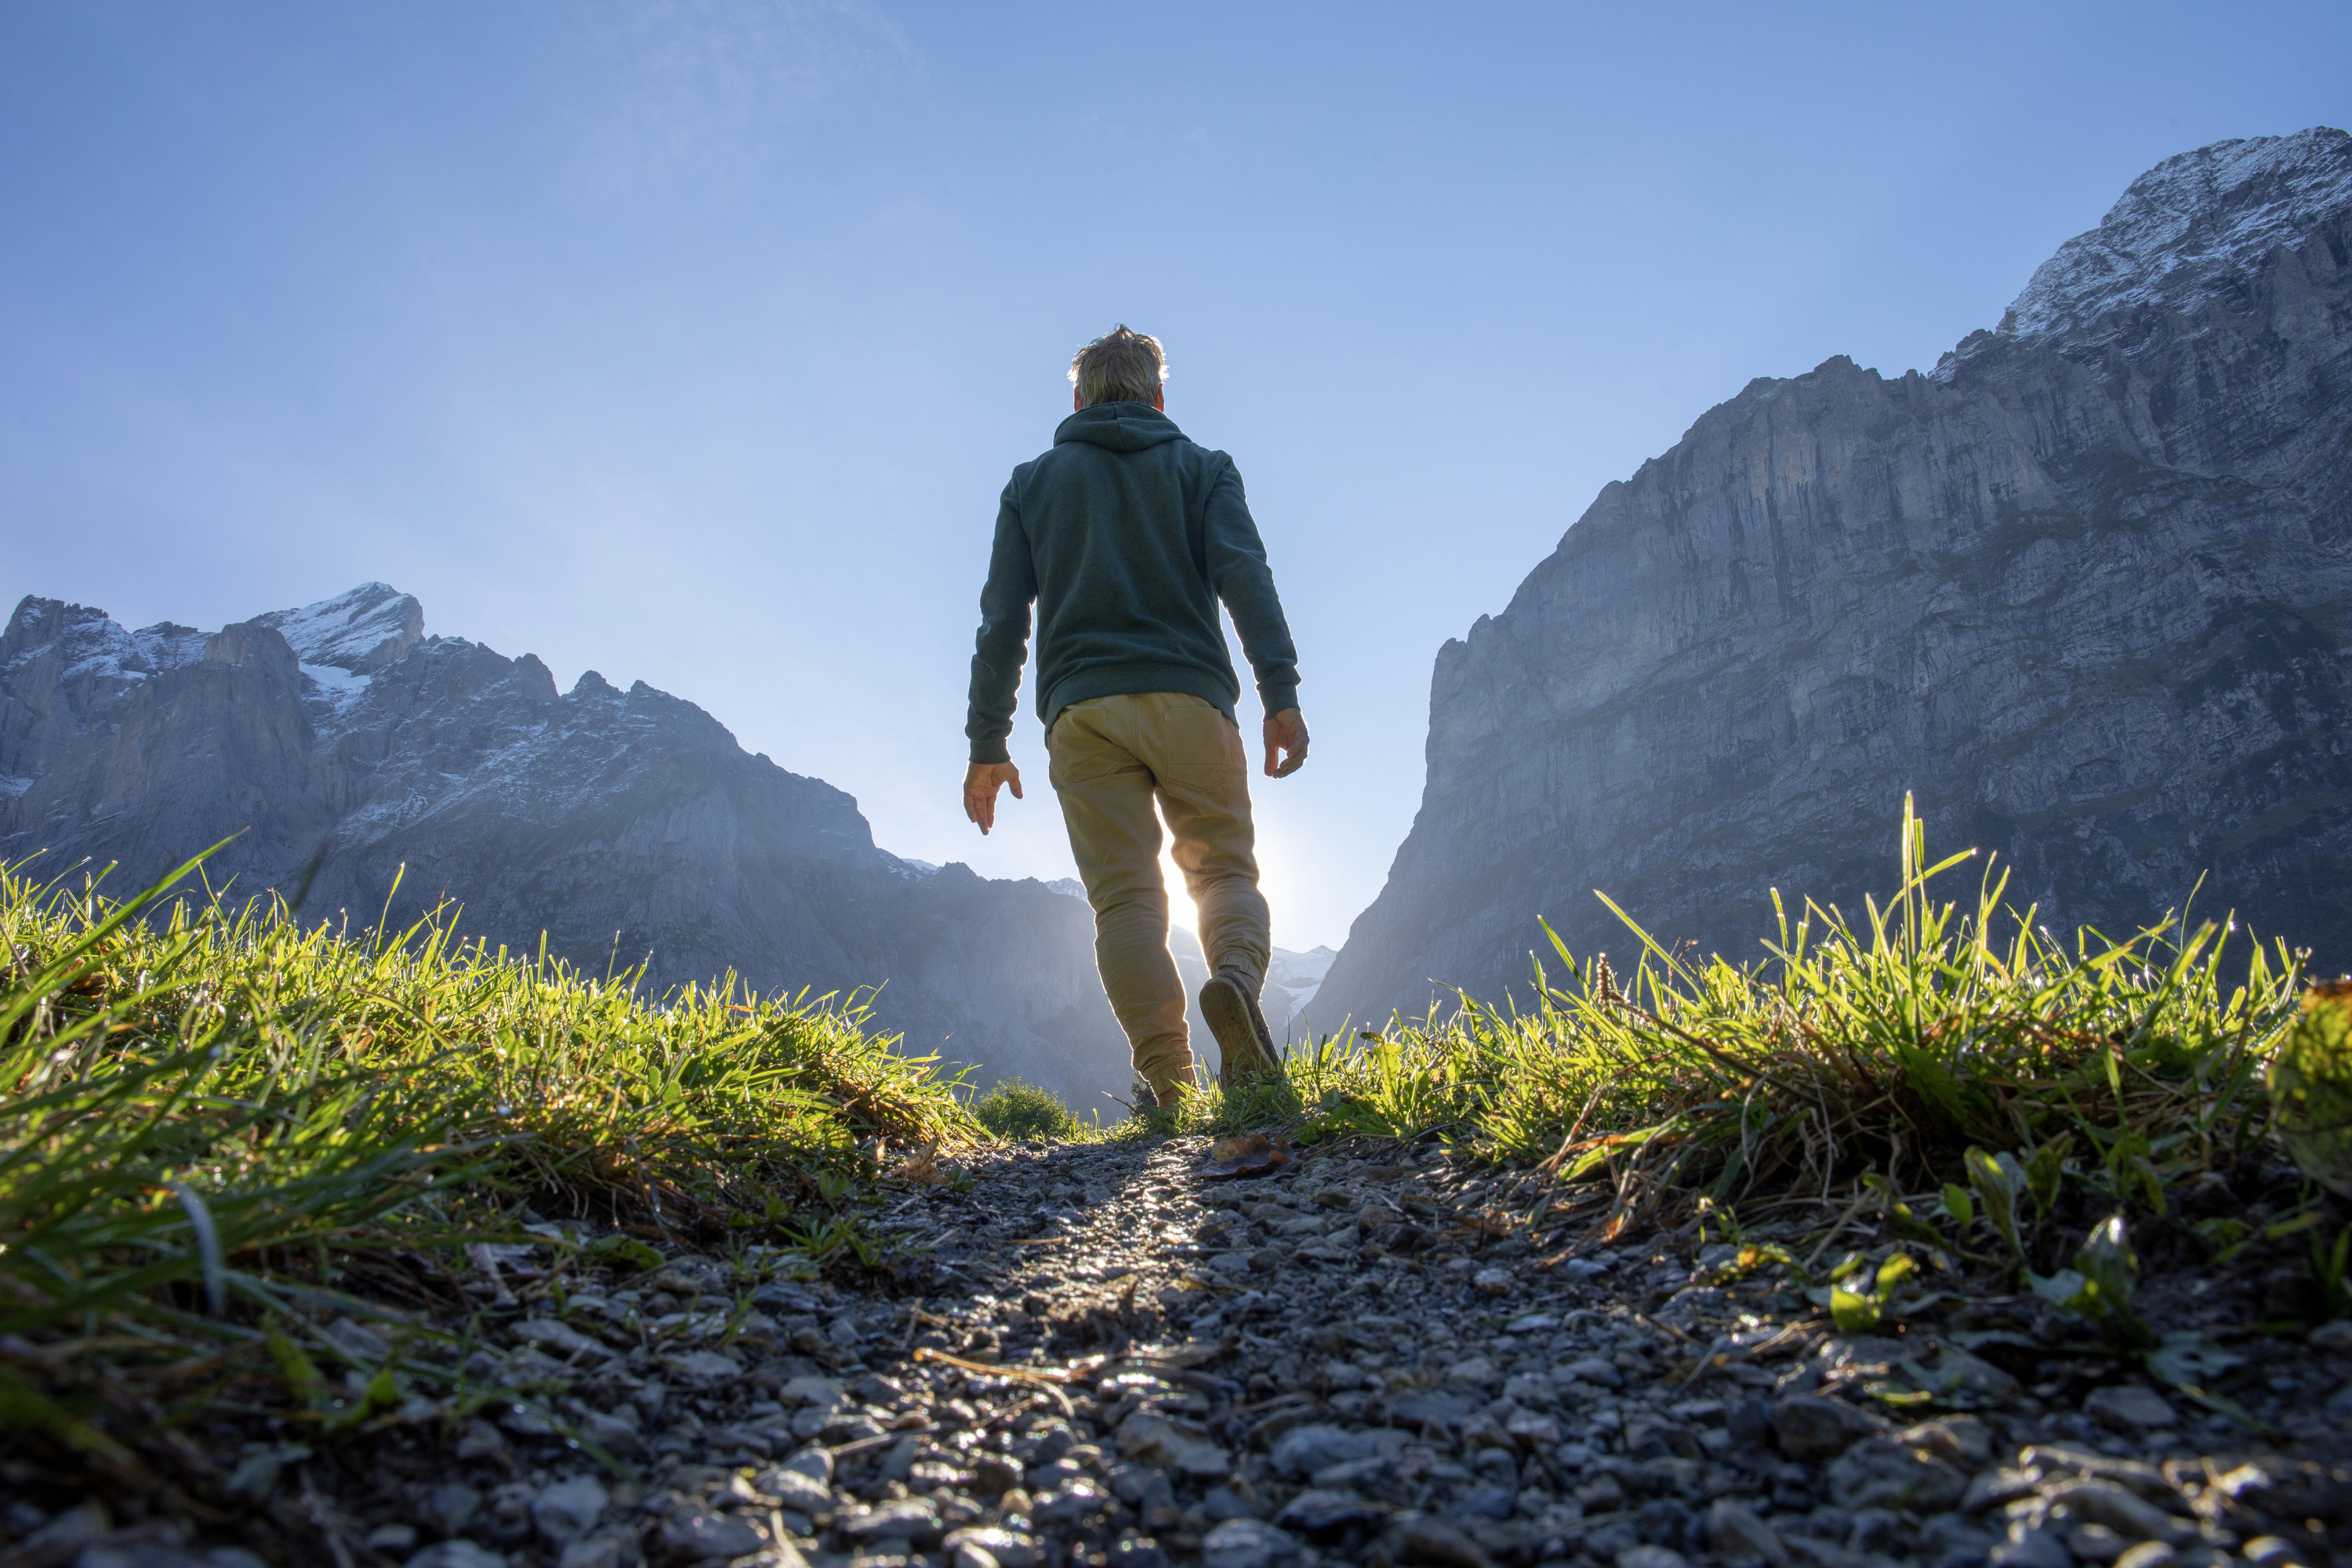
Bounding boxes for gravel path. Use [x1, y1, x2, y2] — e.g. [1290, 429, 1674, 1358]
[7, 1136, 2350, 1568]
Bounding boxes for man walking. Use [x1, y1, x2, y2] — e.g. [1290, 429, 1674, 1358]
[963, 325, 1308, 1110]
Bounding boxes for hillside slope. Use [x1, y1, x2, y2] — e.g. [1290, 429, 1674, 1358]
[1315, 128, 2352, 1025]
[0, 584, 1131, 1105]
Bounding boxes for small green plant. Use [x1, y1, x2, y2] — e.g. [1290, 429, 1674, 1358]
[972, 1078, 1085, 1142]
[2029, 1213, 2157, 1350]
[2269, 981, 2352, 1196]
[2313, 1226, 2352, 1323]
[1829, 1250, 1918, 1332]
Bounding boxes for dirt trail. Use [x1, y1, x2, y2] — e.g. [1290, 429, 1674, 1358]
[7, 1136, 2349, 1568]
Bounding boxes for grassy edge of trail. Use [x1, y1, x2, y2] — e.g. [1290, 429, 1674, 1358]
[0, 844, 979, 1489]
[1136, 800, 2352, 1332]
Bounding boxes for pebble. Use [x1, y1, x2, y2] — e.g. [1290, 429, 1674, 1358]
[402, 1545, 506, 1568]
[528, 1475, 608, 1545]
[1200, 1517, 1298, 1568]
[2084, 1384, 2180, 1432]
[1770, 1392, 1884, 1460]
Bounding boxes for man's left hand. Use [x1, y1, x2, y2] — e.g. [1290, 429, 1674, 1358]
[1263, 708, 1309, 778]
[964, 761, 1023, 834]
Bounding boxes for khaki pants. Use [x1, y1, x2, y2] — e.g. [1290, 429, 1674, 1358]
[1047, 692, 1271, 1095]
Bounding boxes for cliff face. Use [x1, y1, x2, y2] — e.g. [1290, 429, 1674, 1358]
[1315, 129, 2352, 1025]
[0, 585, 1130, 1105]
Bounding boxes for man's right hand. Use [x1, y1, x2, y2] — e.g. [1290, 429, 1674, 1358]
[964, 761, 1023, 834]
[1264, 708, 1308, 777]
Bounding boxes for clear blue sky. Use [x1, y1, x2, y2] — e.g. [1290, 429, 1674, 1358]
[4, 2, 2347, 949]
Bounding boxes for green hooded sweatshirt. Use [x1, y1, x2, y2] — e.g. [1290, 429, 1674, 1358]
[965, 402, 1301, 765]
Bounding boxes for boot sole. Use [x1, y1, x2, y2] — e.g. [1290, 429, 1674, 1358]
[1200, 975, 1278, 1084]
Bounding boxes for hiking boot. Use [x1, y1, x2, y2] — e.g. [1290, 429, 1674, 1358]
[1152, 1081, 1188, 1112]
[1198, 966, 1279, 1084]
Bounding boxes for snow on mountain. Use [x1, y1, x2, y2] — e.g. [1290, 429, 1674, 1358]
[254, 583, 424, 675]
[2002, 127, 2352, 347]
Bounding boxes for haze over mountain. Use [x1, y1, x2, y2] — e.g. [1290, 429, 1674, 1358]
[1314, 129, 2352, 1027]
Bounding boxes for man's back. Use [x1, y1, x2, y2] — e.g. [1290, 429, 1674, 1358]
[980, 401, 1295, 760]
[961, 325, 1307, 1108]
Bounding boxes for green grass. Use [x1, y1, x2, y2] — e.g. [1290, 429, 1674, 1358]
[0, 846, 976, 1470]
[971, 1077, 1094, 1142]
[1159, 800, 2334, 1261]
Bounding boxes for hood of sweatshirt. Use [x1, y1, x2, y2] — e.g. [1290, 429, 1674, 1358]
[1053, 401, 1188, 453]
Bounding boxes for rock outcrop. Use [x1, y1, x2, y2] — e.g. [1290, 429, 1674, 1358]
[1316, 129, 2352, 1025]
[0, 584, 1131, 1105]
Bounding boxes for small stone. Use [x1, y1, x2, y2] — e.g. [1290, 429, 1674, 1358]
[1616, 1548, 1690, 1568]
[1560, 1356, 1624, 1389]
[1846, 1508, 1904, 1553]
[1962, 1467, 2042, 1515]
[1921, 1513, 2000, 1568]
[1771, 1394, 1882, 1461]
[2241, 1537, 2306, 1568]
[972, 1454, 1023, 1494]
[2084, 1385, 2177, 1432]
[510, 1319, 610, 1359]
[579, 1411, 643, 1457]
[1031, 1483, 1106, 1525]
[1453, 1484, 1516, 1519]
[1584, 1521, 1644, 1561]
[942, 1529, 1039, 1568]
[662, 1349, 744, 1386]
[74, 1548, 214, 1568]
[1825, 1437, 1967, 1513]
[2113, 1544, 2178, 1568]
[1396, 1517, 1497, 1568]
[1119, 1413, 1231, 1477]
[404, 1546, 506, 1568]
[2042, 1481, 2183, 1542]
[1276, 1490, 1384, 1533]
[2070, 1524, 2131, 1563]
[1268, 1423, 1383, 1478]
[757, 1464, 833, 1513]
[1200, 1517, 1299, 1568]
[1108, 1540, 1167, 1568]
[1705, 1501, 1789, 1566]
[1898, 1415, 1992, 1468]
[418, 1484, 483, 1537]
[1472, 1267, 1514, 1295]
[452, 1421, 510, 1463]
[557, 1535, 637, 1568]
[657, 1508, 764, 1562]
[1915, 1341, 2023, 1400]
[531, 1475, 608, 1546]
[1991, 1524, 2073, 1568]
[1444, 1356, 1498, 1387]
[779, 1375, 846, 1410]
[2308, 1320, 2352, 1352]
[841, 1499, 942, 1544]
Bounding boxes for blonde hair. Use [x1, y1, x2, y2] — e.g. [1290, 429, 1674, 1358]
[1068, 325, 1167, 408]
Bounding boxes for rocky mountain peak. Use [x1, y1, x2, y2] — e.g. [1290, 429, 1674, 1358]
[252, 582, 424, 675]
[1999, 125, 2352, 347]
[1312, 127, 2352, 1029]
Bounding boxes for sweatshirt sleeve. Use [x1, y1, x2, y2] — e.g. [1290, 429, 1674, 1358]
[965, 480, 1036, 765]
[1202, 460, 1301, 716]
